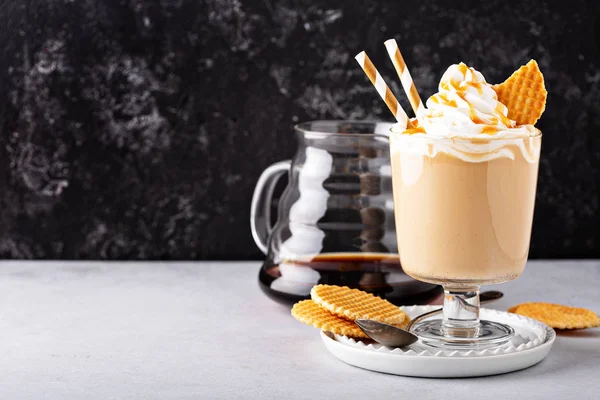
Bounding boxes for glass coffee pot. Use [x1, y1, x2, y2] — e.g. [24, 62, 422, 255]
[250, 120, 440, 305]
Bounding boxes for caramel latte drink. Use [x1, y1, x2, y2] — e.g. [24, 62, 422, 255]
[392, 134, 540, 285]
[391, 64, 541, 284]
[389, 61, 544, 348]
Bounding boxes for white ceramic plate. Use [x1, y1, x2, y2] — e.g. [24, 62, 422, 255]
[321, 306, 556, 378]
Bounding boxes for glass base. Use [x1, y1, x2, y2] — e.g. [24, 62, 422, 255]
[412, 319, 514, 349]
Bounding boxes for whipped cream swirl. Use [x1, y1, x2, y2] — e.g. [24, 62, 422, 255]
[411, 63, 538, 139]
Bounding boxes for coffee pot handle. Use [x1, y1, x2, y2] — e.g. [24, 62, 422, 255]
[250, 160, 291, 254]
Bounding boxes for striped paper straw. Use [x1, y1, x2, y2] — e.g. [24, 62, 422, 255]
[355, 51, 413, 128]
[384, 39, 425, 117]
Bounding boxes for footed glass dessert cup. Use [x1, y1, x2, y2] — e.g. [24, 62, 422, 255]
[390, 132, 542, 349]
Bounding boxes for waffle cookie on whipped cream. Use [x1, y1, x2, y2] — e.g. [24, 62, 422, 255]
[493, 60, 547, 126]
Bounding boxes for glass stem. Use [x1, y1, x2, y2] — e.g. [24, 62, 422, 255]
[442, 286, 481, 338]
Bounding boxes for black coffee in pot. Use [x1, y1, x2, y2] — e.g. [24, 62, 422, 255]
[259, 253, 441, 306]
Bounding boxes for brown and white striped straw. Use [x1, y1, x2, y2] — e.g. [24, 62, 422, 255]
[384, 39, 425, 117]
[355, 51, 413, 128]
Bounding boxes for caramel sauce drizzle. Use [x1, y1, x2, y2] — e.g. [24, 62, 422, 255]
[481, 125, 499, 135]
[423, 63, 514, 135]
[403, 126, 426, 135]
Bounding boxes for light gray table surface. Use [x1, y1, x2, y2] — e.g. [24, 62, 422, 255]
[1, 260, 599, 399]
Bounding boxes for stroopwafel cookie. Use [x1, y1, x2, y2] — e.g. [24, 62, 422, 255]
[291, 299, 368, 338]
[311, 284, 407, 325]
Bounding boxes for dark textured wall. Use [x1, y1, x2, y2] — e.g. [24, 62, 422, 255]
[0, 0, 598, 259]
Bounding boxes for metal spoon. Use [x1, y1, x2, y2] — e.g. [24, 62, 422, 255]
[355, 290, 504, 348]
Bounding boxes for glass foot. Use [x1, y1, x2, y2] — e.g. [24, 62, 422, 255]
[412, 319, 514, 349]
